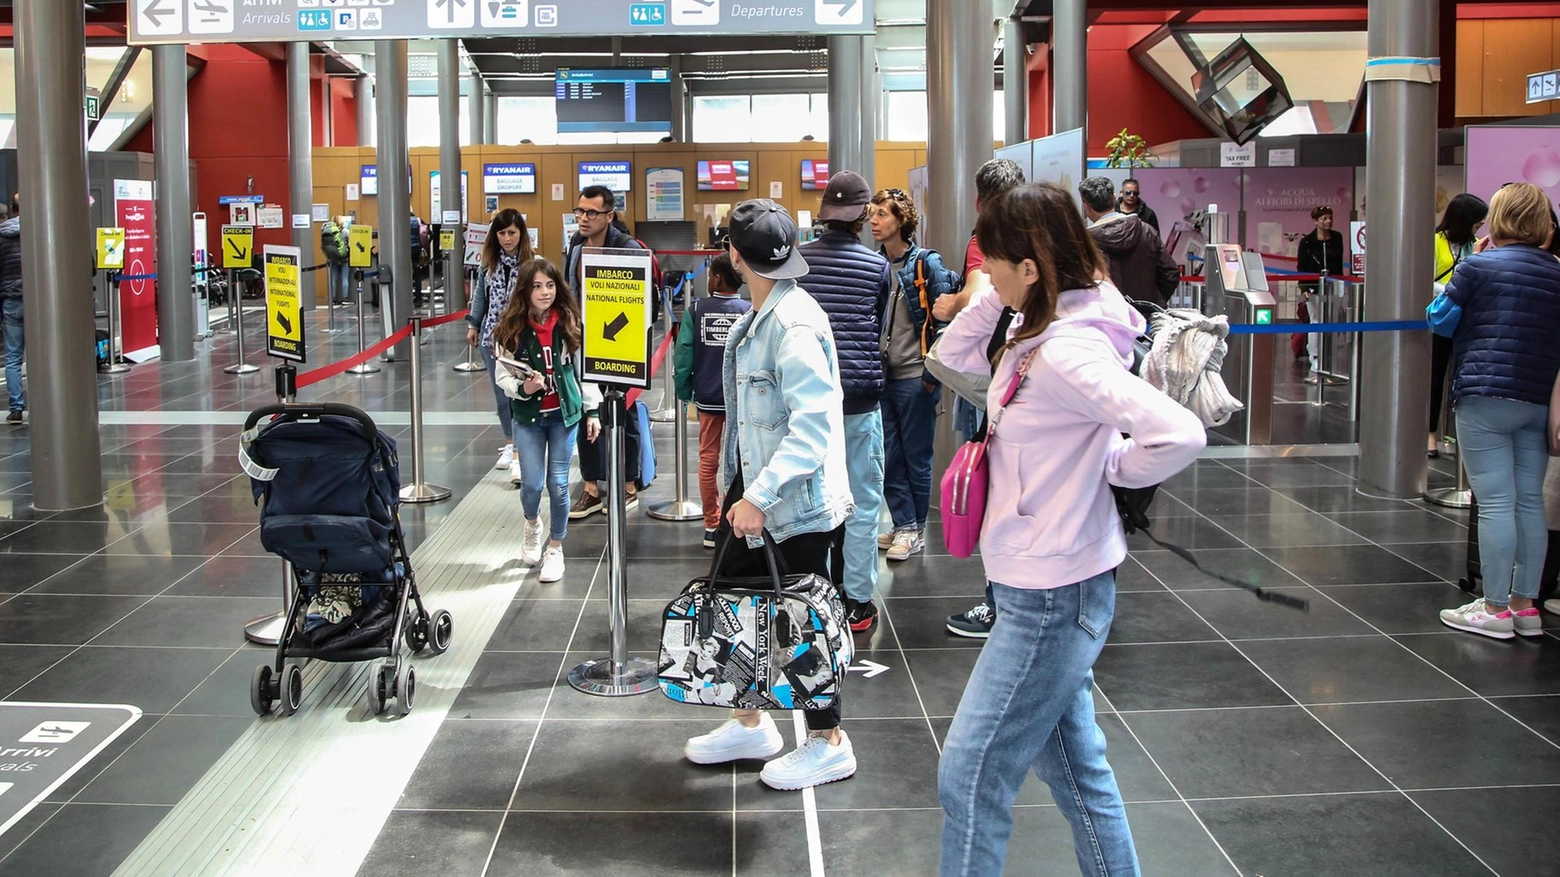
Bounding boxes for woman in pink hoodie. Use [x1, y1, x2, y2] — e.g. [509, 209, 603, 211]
[934, 183, 1206, 877]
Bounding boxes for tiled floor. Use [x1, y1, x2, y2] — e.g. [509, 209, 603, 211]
[1, 310, 1557, 876]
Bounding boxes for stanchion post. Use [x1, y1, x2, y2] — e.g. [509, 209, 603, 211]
[398, 313, 451, 504]
[322, 265, 342, 335]
[347, 269, 381, 376]
[224, 269, 260, 375]
[649, 401, 702, 522]
[100, 269, 132, 374]
[649, 287, 677, 422]
[570, 388, 658, 697]
[244, 363, 299, 645]
[453, 271, 483, 373]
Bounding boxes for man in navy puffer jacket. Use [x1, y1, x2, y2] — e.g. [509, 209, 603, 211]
[799, 171, 891, 633]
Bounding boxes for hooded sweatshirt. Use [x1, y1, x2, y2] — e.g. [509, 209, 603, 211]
[1088, 213, 1173, 306]
[935, 280, 1206, 589]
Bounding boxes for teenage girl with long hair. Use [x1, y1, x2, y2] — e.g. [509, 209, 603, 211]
[933, 183, 1205, 876]
[466, 209, 536, 481]
[492, 258, 601, 584]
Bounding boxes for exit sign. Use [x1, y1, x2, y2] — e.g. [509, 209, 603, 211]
[1254, 307, 1274, 326]
[85, 94, 100, 121]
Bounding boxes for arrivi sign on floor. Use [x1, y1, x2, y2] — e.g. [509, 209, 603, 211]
[0, 702, 142, 837]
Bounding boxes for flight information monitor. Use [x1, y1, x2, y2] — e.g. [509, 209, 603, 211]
[555, 68, 674, 135]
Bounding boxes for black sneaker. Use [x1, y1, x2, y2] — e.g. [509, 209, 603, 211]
[5, 410, 21, 426]
[703, 529, 718, 549]
[946, 602, 995, 639]
[847, 600, 879, 633]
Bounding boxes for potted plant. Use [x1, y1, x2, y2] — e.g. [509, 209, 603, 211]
[1104, 129, 1155, 169]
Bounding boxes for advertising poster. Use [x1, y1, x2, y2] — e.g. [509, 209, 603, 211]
[113, 179, 158, 355]
[697, 160, 750, 191]
[800, 159, 830, 191]
[646, 167, 685, 221]
[1244, 168, 1354, 263]
[464, 222, 489, 267]
[429, 170, 470, 221]
[1030, 128, 1085, 195]
[265, 245, 304, 362]
[1466, 125, 1560, 206]
[579, 249, 653, 388]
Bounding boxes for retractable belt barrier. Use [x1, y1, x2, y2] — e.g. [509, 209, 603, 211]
[294, 308, 468, 390]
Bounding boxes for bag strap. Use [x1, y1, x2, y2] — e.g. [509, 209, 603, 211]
[1135, 526, 1310, 610]
[708, 526, 788, 605]
[913, 252, 935, 356]
[984, 350, 1037, 444]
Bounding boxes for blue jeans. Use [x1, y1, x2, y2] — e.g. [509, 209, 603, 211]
[939, 572, 1139, 877]
[954, 395, 984, 443]
[328, 263, 350, 304]
[480, 346, 514, 441]
[515, 411, 578, 542]
[840, 409, 885, 603]
[1457, 395, 1550, 606]
[2, 296, 22, 413]
[883, 377, 940, 530]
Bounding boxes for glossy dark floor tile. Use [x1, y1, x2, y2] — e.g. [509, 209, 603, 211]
[1237, 636, 1471, 704]
[356, 809, 505, 877]
[398, 719, 537, 810]
[10, 645, 231, 713]
[1410, 785, 1560, 877]
[23, 553, 207, 596]
[0, 643, 74, 696]
[1093, 642, 1292, 711]
[1205, 512, 1368, 548]
[1107, 591, 1219, 644]
[90, 595, 277, 648]
[1133, 547, 1303, 592]
[489, 810, 731, 877]
[1325, 510, 1468, 544]
[1262, 543, 1442, 586]
[74, 714, 253, 805]
[0, 802, 170, 877]
[1178, 586, 1373, 640]
[510, 720, 733, 812]
[1323, 582, 1475, 634]
[0, 521, 135, 554]
[1491, 694, 1560, 745]
[0, 593, 149, 644]
[1394, 630, 1560, 696]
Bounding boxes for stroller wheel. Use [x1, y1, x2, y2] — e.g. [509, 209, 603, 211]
[404, 614, 428, 654]
[396, 664, 416, 716]
[368, 663, 390, 715]
[280, 663, 304, 717]
[250, 665, 275, 716]
[1458, 577, 1478, 594]
[427, 609, 453, 656]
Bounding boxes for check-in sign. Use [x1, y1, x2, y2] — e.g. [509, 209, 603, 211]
[221, 225, 253, 269]
[349, 224, 374, 269]
[581, 248, 653, 388]
[96, 227, 126, 271]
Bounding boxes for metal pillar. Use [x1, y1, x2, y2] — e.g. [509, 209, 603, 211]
[927, 0, 992, 257]
[376, 41, 414, 362]
[1005, 18, 1030, 144]
[287, 43, 316, 313]
[859, 35, 877, 191]
[484, 93, 498, 144]
[669, 57, 686, 142]
[1053, 0, 1087, 135]
[355, 74, 375, 147]
[14, 0, 101, 511]
[320, 74, 334, 148]
[152, 44, 194, 362]
[1359, 0, 1438, 498]
[438, 40, 466, 312]
[468, 73, 485, 147]
[827, 36, 864, 180]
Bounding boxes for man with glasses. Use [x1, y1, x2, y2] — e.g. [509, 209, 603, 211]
[565, 185, 651, 519]
[1116, 178, 1159, 236]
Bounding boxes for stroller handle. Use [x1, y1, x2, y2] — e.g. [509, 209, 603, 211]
[244, 402, 380, 441]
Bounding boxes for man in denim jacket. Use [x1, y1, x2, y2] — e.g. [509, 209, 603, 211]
[683, 199, 859, 792]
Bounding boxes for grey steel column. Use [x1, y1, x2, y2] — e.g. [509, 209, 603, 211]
[1359, 0, 1438, 497]
[438, 41, 466, 311]
[152, 44, 194, 361]
[827, 36, 864, 179]
[14, 0, 101, 510]
[287, 43, 316, 312]
[669, 57, 686, 142]
[355, 74, 375, 147]
[468, 73, 485, 147]
[927, 0, 993, 256]
[320, 74, 334, 147]
[484, 93, 497, 144]
[1005, 18, 1030, 144]
[859, 35, 877, 190]
[1053, 0, 1086, 134]
[376, 40, 414, 362]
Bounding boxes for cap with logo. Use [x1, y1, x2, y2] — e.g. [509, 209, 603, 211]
[817, 171, 873, 222]
[728, 199, 808, 280]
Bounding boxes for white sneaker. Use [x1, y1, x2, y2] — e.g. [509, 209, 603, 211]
[496, 444, 514, 470]
[760, 730, 857, 790]
[683, 714, 784, 765]
[887, 528, 924, 562]
[1544, 598, 1560, 616]
[1439, 598, 1515, 640]
[878, 530, 896, 551]
[538, 546, 565, 583]
[522, 518, 546, 566]
[509, 458, 523, 486]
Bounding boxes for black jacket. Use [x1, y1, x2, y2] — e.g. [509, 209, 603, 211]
[799, 230, 891, 414]
[0, 217, 20, 299]
[1088, 214, 1178, 306]
[565, 227, 643, 296]
[1117, 199, 1159, 235]
[1295, 230, 1344, 277]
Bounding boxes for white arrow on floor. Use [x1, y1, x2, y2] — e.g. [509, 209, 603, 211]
[847, 659, 889, 678]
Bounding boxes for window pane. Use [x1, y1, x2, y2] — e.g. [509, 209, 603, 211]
[994, 89, 1005, 142]
[496, 97, 557, 145]
[885, 91, 927, 142]
[811, 93, 828, 140]
[752, 94, 813, 141]
[692, 96, 752, 143]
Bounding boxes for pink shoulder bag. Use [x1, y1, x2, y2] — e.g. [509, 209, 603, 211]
[939, 351, 1035, 558]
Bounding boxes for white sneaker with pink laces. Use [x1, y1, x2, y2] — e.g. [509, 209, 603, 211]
[1439, 598, 1515, 640]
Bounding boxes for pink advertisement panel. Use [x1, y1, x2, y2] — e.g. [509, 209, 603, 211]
[1466, 125, 1560, 206]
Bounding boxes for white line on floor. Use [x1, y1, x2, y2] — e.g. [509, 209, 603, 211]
[792, 712, 827, 877]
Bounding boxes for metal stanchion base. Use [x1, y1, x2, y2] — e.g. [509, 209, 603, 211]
[1424, 487, 1473, 509]
[400, 482, 452, 503]
[244, 611, 288, 646]
[647, 500, 703, 522]
[223, 363, 261, 375]
[346, 362, 382, 375]
[453, 360, 484, 373]
[100, 363, 132, 375]
[648, 407, 677, 423]
[568, 656, 658, 697]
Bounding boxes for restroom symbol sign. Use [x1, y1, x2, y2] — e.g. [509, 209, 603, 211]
[19, 721, 92, 744]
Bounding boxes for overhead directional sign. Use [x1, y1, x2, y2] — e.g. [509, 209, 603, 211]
[350, 224, 374, 269]
[580, 248, 653, 388]
[1529, 68, 1560, 104]
[221, 225, 253, 270]
[95, 228, 125, 271]
[265, 245, 304, 363]
[127, 0, 874, 42]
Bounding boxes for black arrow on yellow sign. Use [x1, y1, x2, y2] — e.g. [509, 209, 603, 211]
[276, 311, 293, 336]
[226, 237, 248, 262]
[603, 312, 630, 341]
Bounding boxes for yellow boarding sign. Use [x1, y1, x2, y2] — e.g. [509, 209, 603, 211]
[221, 224, 253, 269]
[439, 229, 456, 252]
[96, 227, 125, 271]
[349, 224, 373, 268]
[264, 245, 305, 363]
[580, 249, 653, 388]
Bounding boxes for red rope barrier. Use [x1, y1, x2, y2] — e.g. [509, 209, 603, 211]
[422, 309, 470, 329]
[293, 309, 470, 390]
[626, 324, 678, 409]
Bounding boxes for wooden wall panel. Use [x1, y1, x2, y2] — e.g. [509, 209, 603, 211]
[1457, 19, 1485, 118]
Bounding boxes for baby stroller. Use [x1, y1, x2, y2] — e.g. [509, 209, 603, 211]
[240, 402, 452, 718]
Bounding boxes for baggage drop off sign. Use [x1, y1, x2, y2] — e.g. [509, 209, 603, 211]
[580, 249, 653, 388]
[265, 245, 305, 363]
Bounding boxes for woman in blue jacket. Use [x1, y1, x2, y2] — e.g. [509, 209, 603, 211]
[1437, 182, 1560, 640]
[465, 209, 535, 482]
